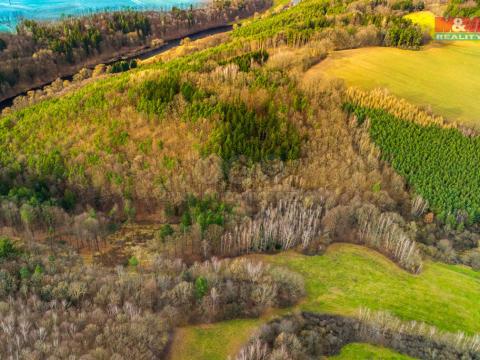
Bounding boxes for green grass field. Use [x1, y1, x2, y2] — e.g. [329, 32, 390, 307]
[316, 41, 480, 127]
[170, 319, 263, 360]
[169, 244, 480, 359]
[331, 343, 415, 359]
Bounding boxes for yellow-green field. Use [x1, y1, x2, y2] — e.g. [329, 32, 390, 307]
[331, 343, 415, 359]
[170, 319, 262, 360]
[316, 41, 480, 127]
[169, 244, 480, 359]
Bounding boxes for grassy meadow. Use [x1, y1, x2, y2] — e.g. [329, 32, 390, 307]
[169, 244, 480, 359]
[316, 41, 480, 127]
[331, 343, 416, 359]
[170, 319, 263, 360]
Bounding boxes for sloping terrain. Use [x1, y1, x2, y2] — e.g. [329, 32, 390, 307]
[170, 244, 480, 359]
[1, 0, 480, 359]
[315, 41, 480, 127]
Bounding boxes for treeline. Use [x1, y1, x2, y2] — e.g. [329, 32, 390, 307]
[231, 0, 424, 49]
[236, 311, 480, 360]
[0, 0, 272, 101]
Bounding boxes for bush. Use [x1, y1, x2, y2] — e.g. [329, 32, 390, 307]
[19, 266, 30, 280]
[159, 224, 175, 241]
[0, 238, 18, 259]
[194, 276, 208, 299]
[384, 18, 422, 49]
[128, 256, 139, 267]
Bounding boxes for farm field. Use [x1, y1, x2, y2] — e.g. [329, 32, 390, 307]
[316, 41, 480, 127]
[169, 244, 480, 359]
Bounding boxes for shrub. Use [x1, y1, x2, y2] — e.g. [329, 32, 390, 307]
[194, 276, 208, 299]
[19, 266, 30, 280]
[159, 224, 175, 240]
[128, 256, 139, 267]
[0, 238, 18, 259]
[468, 252, 480, 270]
[180, 211, 193, 232]
[384, 18, 422, 49]
[34, 264, 43, 276]
[0, 270, 16, 296]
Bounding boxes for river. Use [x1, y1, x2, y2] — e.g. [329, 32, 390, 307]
[0, 24, 233, 110]
[0, 0, 204, 32]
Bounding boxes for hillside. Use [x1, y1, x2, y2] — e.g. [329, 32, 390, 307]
[171, 244, 480, 359]
[0, 0, 479, 358]
[317, 41, 480, 128]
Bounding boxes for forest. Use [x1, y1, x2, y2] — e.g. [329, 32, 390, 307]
[0, 0, 479, 358]
[344, 102, 480, 226]
[0, 0, 271, 102]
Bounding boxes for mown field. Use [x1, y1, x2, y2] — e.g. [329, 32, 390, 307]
[317, 41, 480, 127]
[170, 244, 480, 359]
